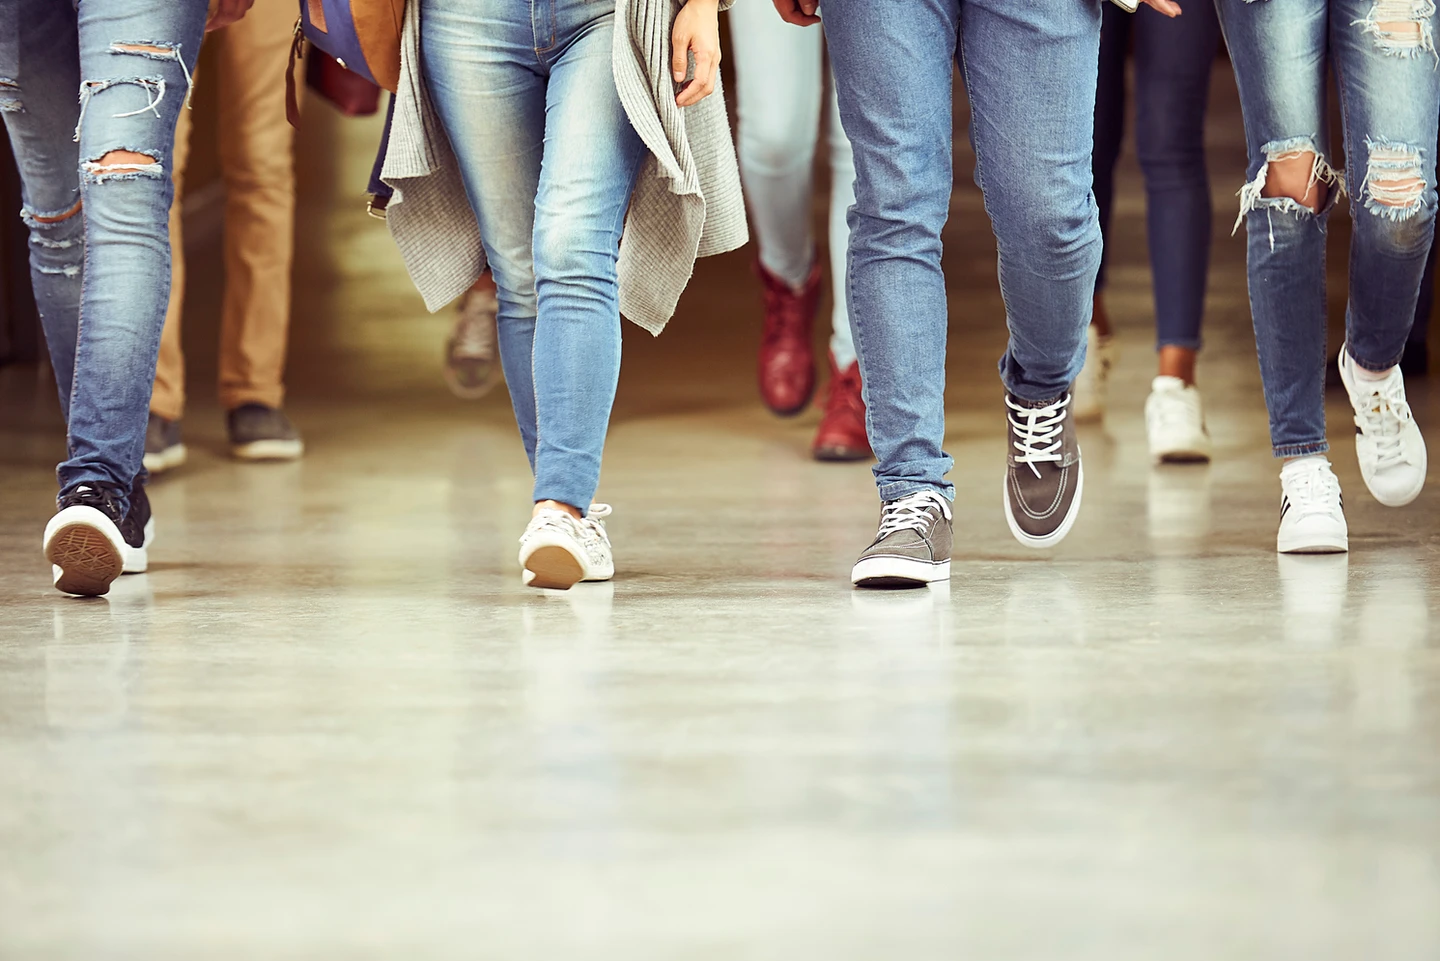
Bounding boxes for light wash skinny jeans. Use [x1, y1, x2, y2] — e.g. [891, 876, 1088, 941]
[1, 0, 204, 513]
[422, 0, 647, 513]
[1217, 0, 1440, 458]
[729, 0, 856, 369]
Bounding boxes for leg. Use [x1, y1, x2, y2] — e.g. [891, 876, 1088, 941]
[214, 0, 299, 412]
[728, 0, 823, 290]
[1334, 0, 1440, 372]
[152, 100, 192, 423]
[959, 0, 1104, 403]
[1091, 2, 1131, 327]
[0, 0, 84, 419]
[1133, 1, 1221, 381]
[824, 70, 857, 369]
[66, 2, 207, 504]
[421, 0, 545, 470]
[1214, 0, 1331, 459]
[821, 0, 959, 501]
[528, 6, 647, 511]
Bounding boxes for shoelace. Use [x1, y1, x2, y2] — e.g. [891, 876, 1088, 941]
[823, 366, 864, 417]
[1284, 463, 1342, 517]
[1007, 394, 1071, 479]
[759, 278, 812, 346]
[1150, 388, 1203, 431]
[1354, 385, 1414, 471]
[877, 491, 951, 538]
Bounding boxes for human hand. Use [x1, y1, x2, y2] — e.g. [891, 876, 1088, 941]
[1139, 0, 1182, 17]
[207, 0, 254, 32]
[674, 0, 722, 107]
[772, 0, 821, 27]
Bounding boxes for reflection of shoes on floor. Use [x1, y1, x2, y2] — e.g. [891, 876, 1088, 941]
[1276, 458, 1348, 555]
[1145, 376, 1211, 464]
[228, 404, 304, 462]
[1277, 553, 1348, 647]
[142, 413, 187, 475]
[849, 579, 948, 640]
[1147, 465, 1211, 545]
[1003, 568, 1083, 646]
[1072, 325, 1113, 423]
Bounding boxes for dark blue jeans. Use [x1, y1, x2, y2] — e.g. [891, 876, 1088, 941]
[1093, 1, 1221, 353]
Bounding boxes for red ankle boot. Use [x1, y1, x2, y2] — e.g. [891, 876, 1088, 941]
[756, 259, 821, 416]
[812, 356, 872, 461]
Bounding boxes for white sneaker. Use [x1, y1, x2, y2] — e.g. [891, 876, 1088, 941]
[1277, 458, 1348, 554]
[1072, 326, 1113, 423]
[1145, 375, 1212, 463]
[518, 504, 615, 590]
[1338, 344, 1427, 507]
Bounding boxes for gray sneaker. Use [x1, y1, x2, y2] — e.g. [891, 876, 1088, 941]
[1003, 391, 1084, 548]
[851, 490, 953, 588]
[142, 413, 187, 475]
[227, 404, 304, 461]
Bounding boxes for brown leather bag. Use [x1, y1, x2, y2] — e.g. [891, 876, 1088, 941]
[286, 0, 402, 126]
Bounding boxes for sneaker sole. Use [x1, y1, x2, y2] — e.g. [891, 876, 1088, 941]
[231, 439, 304, 462]
[1003, 460, 1085, 550]
[851, 556, 950, 588]
[45, 511, 125, 597]
[523, 545, 586, 590]
[143, 443, 188, 475]
[1154, 447, 1212, 465]
[1277, 533, 1349, 554]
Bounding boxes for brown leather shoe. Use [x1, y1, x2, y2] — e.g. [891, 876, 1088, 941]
[756, 259, 820, 416]
[813, 356, 872, 461]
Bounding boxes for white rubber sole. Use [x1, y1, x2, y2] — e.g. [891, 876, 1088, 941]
[231, 438, 304, 462]
[1277, 533, 1349, 554]
[142, 443, 188, 475]
[1152, 437, 1212, 465]
[851, 555, 951, 588]
[44, 507, 126, 597]
[1003, 460, 1085, 550]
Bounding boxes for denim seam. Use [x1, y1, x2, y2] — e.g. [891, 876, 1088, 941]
[1273, 441, 1330, 458]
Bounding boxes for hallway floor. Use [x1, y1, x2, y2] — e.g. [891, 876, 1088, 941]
[1, 67, 1438, 959]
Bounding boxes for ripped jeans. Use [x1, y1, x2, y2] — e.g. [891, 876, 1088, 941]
[1217, 0, 1440, 457]
[0, 0, 204, 510]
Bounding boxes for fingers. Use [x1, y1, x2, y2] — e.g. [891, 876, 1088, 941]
[676, 45, 718, 107]
[771, 0, 821, 26]
[1140, 0, 1182, 16]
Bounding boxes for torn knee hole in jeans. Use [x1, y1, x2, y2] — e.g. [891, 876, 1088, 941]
[1233, 136, 1343, 248]
[110, 41, 194, 104]
[1363, 138, 1429, 217]
[1355, 0, 1438, 58]
[21, 198, 82, 230]
[0, 78, 20, 113]
[82, 148, 164, 182]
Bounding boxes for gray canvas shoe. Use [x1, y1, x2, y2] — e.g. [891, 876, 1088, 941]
[142, 413, 187, 475]
[851, 490, 953, 588]
[1003, 391, 1084, 549]
[228, 404, 304, 462]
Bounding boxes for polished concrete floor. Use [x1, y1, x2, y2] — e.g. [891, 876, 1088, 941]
[2, 66, 1439, 959]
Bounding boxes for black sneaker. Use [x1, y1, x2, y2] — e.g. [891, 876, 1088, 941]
[44, 484, 129, 596]
[228, 404, 304, 461]
[143, 413, 187, 475]
[120, 477, 154, 573]
[1003, 391, 1084, 548]
[851, 490, 953, 588]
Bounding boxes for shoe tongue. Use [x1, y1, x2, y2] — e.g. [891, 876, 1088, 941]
[1152, 375, 1186, 392]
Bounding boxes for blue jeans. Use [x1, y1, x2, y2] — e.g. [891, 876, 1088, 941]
[729, 0, 856, 368]
[1093, 0, 1220, 352]
[820, 0, 1104, 502]
[421, 0, 646, 513]
[1217, 0, 1440, 457]
[0, 0, 203, 511]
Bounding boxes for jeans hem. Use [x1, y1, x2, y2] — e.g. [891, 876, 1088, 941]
[1157, 338, 1203, 352]
[533, 488, 598, 516]
[1345, 344, 1406, 373]
[876, 479, 955, 503]
[1273, 441, 1329, 459]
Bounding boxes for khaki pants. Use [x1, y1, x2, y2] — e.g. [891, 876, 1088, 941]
[152, 0, 297, 421]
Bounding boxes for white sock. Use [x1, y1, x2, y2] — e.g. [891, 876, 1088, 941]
[1345, 348, 1394, 383]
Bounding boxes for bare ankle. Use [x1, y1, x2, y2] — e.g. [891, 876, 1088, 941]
[534, 500, 583, 520]
[1158, 345, 1198, 386]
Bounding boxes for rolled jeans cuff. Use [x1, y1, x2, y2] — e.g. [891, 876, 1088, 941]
[1273, 440, 1330, 459]
[875, 479, 955, 503]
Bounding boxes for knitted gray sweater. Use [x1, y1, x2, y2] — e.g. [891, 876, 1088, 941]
[381, 0, 747, 335]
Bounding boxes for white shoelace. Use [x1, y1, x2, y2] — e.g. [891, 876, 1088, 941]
[1007, 394, 1071, 479]
[1284, 462, 1342, 517]
[1150, 386, 1203, 431]
[877, 491, 951, 538]
[1353, 381, 1414, 471]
